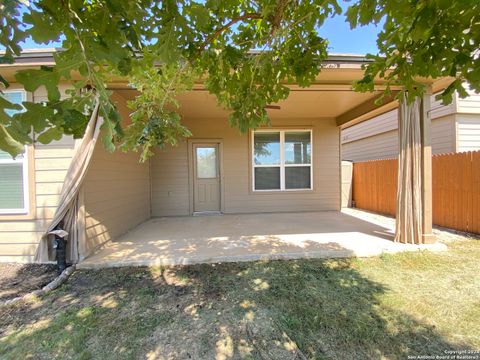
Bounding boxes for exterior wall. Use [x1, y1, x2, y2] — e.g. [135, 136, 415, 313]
[151, 141, 189, 216]
[430, 115, 457, 154]
[456, 114, 480, 152]
[82, 94, 151, 257]
[0, 87, 151, 262]
[455, 86, 480, 152]
[431, 92, 456, 119]
[342, 128, 398, 162]
[342, 92, 458, 162]
[456, 85, 480, 114]
[341, 161, 353, 208]
[341, 109, 397, 149]
[0, 84, 75, 262]
[342, 115, 456, 162]
[151, 117, 340, 216]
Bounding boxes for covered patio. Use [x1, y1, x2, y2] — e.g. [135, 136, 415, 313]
[78, 209, 445, 268]
[21, 52, 451, 265]
[75, 66, 451, 268]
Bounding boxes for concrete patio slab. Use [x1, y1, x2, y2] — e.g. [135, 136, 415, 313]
[78, 209, 446, 268]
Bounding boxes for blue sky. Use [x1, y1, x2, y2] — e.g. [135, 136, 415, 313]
[17, 1, 381, 55]
[319, 13, 381, 55]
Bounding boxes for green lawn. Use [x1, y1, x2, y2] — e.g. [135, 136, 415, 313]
[1, 237, 479, 359]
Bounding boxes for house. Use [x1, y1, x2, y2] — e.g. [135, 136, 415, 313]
[0, 49, 451, 264]
[342, 88, 480, 162]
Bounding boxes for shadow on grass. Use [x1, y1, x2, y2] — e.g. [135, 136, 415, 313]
[0, 258, 474, 359]
[174, 260, 473, 359]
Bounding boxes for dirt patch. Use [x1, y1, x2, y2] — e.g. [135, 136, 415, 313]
[0, 263, 57, 301]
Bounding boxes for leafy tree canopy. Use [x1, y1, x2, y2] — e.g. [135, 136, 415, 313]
[0, 0, 478, 160]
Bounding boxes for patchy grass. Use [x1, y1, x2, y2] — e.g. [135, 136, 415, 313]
[0, 238, 479, 359]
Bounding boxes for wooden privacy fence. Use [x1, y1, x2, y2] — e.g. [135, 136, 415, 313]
[352, 151, 480, 234]
[352, 159, 397, 217]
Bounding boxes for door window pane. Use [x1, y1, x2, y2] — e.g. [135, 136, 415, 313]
[285, 166, 310, 189]
[196, 147, 217, 178]
[0, 163, 25, 209]
[254, 167, 280, 190]
[254, 132, 280, 165]
[285, 131, 311, 164]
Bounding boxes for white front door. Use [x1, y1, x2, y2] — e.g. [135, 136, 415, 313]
[193, 144, 221, 213]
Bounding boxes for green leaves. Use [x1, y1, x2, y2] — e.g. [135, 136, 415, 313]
[0, 0, 26, 61]
[0, 124, 24, 158]
[1, 0, 478, 159]
[156, 20, 180, 63]
[195, 0, 337, 133]
[15, 67, 61, 101]
[0, 0, 27, 88]
[189, 4, 210, 31]
[23, 7, 63, 44]
[36, 127, 64, 144]
[346, 0, 480, 104]
[15, 102, 51, 132]
[116, 0, 339, 159]
[121, 61, 195, 160]
[0, 90, 26, 157]
[0, 0, 339, 159]
[0, 96, 22, 123]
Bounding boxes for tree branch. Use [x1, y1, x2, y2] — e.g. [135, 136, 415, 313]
[271, 0, 290, 30]
[200, 13, 263, 50]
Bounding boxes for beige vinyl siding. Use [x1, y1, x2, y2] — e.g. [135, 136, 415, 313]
[33, 140, 75, 225]
[0, 85, 150, 262]
[342, 109, 397, 145]
[151, 142, 189, 216]
[343, 130, 398, 162]
[0, 84, 76, 262]
[341, 161, 353, 208]
[342, 115, 456, 162]
[0, 140, 75, 262]
[82, 94, 151, 257]
[341, 93, 455, 147]
[456, 114, 480, 152]
[341, 91, 458, 162]
[151, 117, 340, 216]
[431, 115, 456, 154]
[431, 93, 456, 119]
[453, 84, 480, 152]
[456, 85, 480, 114]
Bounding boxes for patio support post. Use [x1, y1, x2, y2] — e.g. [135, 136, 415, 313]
[395, 90, 435, 244]
[420, 89, 435, 244]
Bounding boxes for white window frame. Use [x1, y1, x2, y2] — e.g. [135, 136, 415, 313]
[251, 129, 313, 192]
[0, 90, 29, 214]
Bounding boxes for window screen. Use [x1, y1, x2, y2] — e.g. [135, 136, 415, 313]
[254, 167, 281, 190]
[0, 91, 28, 213]
[252, 130, 312, 191]
[0, 161, 25, 210]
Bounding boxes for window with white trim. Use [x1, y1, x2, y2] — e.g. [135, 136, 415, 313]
[252, 130, 312, 191]
[0, 90, 29, 214]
